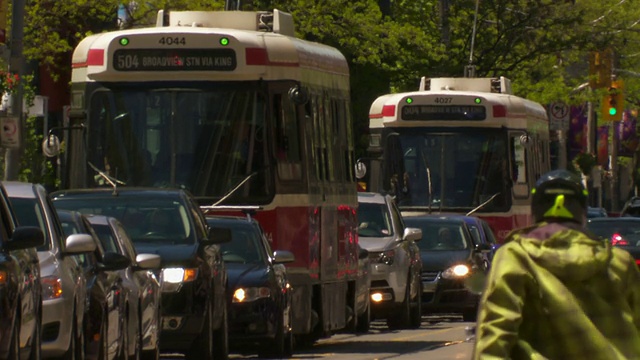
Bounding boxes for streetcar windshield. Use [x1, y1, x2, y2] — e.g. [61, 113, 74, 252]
[85, 82, 272, 204]
[389, 128, 511, 211]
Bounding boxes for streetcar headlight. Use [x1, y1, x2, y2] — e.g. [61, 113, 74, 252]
[233, 287, 271, 302]
[441, 264, 470, 279]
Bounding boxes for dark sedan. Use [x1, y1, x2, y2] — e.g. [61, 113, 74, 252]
[0, 183, 44, 360]
[587, 217, 640, 267]
[403, 215, 493, 321]
[206, 215, 294, 358]
[51, 187, 231, 360]
[56, 210, 131, 360]
[85, 215, 162, 360]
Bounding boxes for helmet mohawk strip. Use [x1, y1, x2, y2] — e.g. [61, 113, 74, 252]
[543, 194, 574, 219]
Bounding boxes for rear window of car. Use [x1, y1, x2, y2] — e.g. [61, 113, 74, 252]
[10, 197, 51, 251]
[357, 202, 394, 237]
[587, 220, 640, 246]
[404, 219, 468, 251]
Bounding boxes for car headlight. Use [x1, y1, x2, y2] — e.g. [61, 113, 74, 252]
[42, 275, 63, 300]
[233, 287, 271, 303]
[441, 264, 470, 279]
[162, 268, 198, 283]
[161, 268, 198, 293]
[373, 250, 395, 265]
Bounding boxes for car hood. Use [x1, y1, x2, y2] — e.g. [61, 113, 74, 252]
[420, 250, 471, 271]
[37, 251, 59, 277]
[225, 263, 269, 289]
[134, 243, 199, 268]
[358, 236, 398, 252]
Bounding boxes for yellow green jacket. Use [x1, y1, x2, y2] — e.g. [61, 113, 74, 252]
[473, 222, 640, 359]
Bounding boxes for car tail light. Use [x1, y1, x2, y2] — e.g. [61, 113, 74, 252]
[611, 233, 629, 246]
[635, 259, 640, 267]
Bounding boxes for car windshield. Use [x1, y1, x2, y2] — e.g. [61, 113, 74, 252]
[587, 220, 640, 247]
[357, 202, 393, 237]
[52, 197, 194, 246]
[215, 223, 264, 264]
[404, 219, 468, 251]
[10, 197, 51, 251]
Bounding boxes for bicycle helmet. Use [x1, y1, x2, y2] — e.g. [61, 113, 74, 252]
[531, 169, 588, 224]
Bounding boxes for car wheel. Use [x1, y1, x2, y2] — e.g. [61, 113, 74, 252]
[9, 313, 20, 360]
[29, 306, 42, 360]
[408, 278, 422, 329]
[212, 300, 229, 360]
[355, 300, 371, 333]
[259, 307, 292, 358]
[63, 313, 78, 360]
[387, 278, 411, 330]
[462, 308, 478, 322]
[186, 303, 213, 360]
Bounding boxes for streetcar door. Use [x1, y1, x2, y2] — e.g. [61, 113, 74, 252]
[383, 132, 407, 199]
[509, 132, 531, 199]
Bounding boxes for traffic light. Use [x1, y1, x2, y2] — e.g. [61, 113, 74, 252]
[601, 79, 624, 121]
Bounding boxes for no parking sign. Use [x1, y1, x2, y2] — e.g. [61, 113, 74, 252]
[549, 102, 570, 131]
[1, 116, 20, 148]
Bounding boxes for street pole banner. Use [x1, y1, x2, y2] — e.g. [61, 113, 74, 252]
[616, 110, 638, 157]
[568, 104, 588, 159]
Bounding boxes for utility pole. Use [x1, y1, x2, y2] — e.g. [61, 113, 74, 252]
[4, 0, 25, 180]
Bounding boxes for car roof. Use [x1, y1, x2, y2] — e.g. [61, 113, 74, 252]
[357, 192, 390, 204]
[52, 187, 187, 200]
[404, 214, 471, 224]
[588, 217, 640, 223]
[3, 181, 39, 198]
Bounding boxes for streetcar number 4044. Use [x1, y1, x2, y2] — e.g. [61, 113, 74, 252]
[159, 37, 186, 45]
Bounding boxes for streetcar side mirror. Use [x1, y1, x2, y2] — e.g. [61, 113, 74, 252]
[288, 85, 309, 105]
[355, 160, 367, 179]
[42, 134, 61, 157]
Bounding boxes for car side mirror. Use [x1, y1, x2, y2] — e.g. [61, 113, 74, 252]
[4, 226, 44, 251]
[403, 227, 422, 242]
[134, 253, 161, 270]
[64, 234, 97, 255]
[474, 243, 492, 253]
[204, 227, 233, 245]
[273, 250, 295, 264]
[98, 251, 130, 272]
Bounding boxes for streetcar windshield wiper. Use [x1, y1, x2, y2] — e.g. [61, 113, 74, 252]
[466, 192, 499, 216]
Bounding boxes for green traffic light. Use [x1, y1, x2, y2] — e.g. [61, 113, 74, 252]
[609, 107, 617, 116]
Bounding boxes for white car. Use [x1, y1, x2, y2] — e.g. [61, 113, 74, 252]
[357, 192, 423, 329]
[5, 182, 96, 359]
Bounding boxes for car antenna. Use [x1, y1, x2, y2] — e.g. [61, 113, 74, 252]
[87, 161, 125, 195]
[466, 192, 499, 216]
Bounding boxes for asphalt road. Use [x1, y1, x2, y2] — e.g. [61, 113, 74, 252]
[160, 314, 475, 360]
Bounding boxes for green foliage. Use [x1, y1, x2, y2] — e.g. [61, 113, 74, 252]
[15, 0, 640, 171]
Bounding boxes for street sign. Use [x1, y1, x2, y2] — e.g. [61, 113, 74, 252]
[548, 102, 570, 131]
[1, 116, 20, 148]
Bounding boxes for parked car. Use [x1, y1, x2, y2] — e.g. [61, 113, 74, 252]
[403, 214, 493, 321]
[51, 187, 231, 360]
[4, 181, 97, 359]
[587, 217, 640, 267]
[459, 216, 499, 263]
[620, 197, 640, 217]
[86, 214, 162, 360]
[56, 209, 131, 360]
[206, 215, 294, 357]
[588, 207, 609, 218]
[356, 192, 423, 330]
[0, 182, 44, 360]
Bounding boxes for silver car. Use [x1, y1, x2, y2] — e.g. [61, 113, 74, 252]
[357, 192, 423, 330]
[5, 181, 96, 359]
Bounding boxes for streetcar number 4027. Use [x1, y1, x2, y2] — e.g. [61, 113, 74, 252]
[159, 37, 186, 45]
